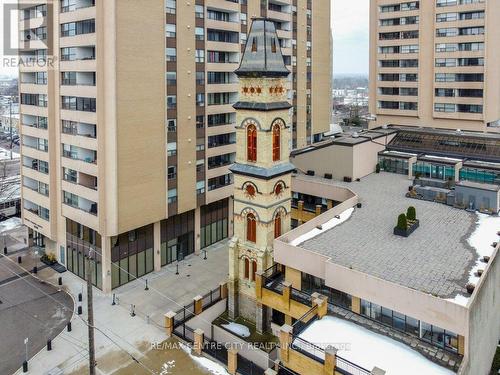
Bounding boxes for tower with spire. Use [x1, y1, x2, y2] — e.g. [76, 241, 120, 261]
[228, 18, 293, 332]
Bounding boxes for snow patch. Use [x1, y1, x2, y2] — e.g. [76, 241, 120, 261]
[180, 342, 230, 375]
[0, 217, 22, 233]
[221, 322, 250, 338]
[291, 207, 355, 246]
[296, 316, 454, 375]
[448, 213, 500, 306]
[0, 148, 19, 160]
[160, 360, 176, 374]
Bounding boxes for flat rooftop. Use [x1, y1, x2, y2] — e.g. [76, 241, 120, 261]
[299, 172, 478, 299]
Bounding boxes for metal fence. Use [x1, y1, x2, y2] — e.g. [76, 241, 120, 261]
[202, 287, 221, 310]
[292, 305, 318, 336]
[290, 336, 325, 365]
[174, 323, 195, 344]
[173, 301, 195, 328]
[203, 338, 228, 365]
[236, 353, 266, 375]
[290, 287, 313, 307]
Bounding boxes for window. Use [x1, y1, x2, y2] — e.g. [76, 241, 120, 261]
[244, 258, 249, 279]
[165, 24, 176, 38]
[274, 214, 282, 239]
[166, 48, 176, 62]
[166, 0, 176, 14]
[245, 184, 256, 197]
[272, 123, 280, 161]
[60, 19, 95, 37]
[247, 124, 257, 162]
[167, 142, 177, 157]
[196, 181, 205, 195]
[274, 183, 283, 196]
[195, 27, 204, 41]
[167, 119, 176, 132]
[251, 261, 257, 282]
[167, 95, 177, 109]
[246, 213, 256, 243]
[195, 49, 205, 63]
[167, 166, 176, 180]
[168, 189, 177, 204]
[195, 5, 204, 18]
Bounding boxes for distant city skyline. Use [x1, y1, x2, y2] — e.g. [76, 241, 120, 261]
[331, 0, 369, 76]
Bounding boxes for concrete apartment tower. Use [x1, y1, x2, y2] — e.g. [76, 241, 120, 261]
[369, 0, 500, 132]
[228, 19, 293, 331]
[17, 0, 329, 293]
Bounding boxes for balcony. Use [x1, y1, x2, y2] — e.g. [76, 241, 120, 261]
[258, 266, 463, 373]
[62, 144, 96, 164]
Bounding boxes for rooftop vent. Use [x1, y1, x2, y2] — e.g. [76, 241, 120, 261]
[352, 132, 359, 138]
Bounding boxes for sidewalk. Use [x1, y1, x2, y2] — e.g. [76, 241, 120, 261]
[13, 239, 230, 374]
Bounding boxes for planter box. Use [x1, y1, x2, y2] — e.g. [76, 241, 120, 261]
[41, 257, 57, 266]
[393, 219, 419, 237]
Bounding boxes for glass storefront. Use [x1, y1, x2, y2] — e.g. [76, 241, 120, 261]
[361, 299, 458, 352]
[413, 161, 456, 180]
[299, 271, 459, 353]
[161, 210, 195, 266]
[378, 156, 410, 175]
[111, 224, 154, 289]
[301, 273, 352, 310]
[459, 166, 500, 184]
[66, 219, 102, 289]
[200, 198, 229, 249]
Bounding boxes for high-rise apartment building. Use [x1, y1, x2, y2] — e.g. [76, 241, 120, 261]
[17, 0, 331, 292]
[369, 0, 500, 132]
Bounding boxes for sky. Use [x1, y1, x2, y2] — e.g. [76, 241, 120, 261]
[0, 0, 370, 77]
[331, 0, 370, 76]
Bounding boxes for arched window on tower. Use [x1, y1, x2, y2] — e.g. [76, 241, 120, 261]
[272, 123, 280, 161]
[246, 213, 256, 243]
[247, 124, 257, 162]
[274, 214, 282, 239]
[244, 258, 249, 279]
[251, 261, 257, 282]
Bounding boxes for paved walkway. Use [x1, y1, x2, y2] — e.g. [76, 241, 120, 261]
[12, 239, 229, 374]
[0, 223, 73, 375]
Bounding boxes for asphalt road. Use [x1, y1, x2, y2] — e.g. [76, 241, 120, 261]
[0, 257, 74, 375]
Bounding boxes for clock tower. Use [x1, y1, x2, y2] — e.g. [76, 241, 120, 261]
[228, 19, 293, 333]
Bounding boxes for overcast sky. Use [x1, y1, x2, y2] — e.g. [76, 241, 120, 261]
[0, 0, 369, 77]
[331, 0, 369, 76]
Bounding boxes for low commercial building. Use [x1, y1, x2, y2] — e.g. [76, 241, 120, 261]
[258, 171, 499, 374]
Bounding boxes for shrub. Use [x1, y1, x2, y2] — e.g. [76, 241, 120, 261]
[375, 163, 381, 173]
[397, 214, 407, 230]
[407, 206, 416, 221]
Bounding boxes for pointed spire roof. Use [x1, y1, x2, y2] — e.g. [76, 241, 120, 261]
[235, 18, 290, 78]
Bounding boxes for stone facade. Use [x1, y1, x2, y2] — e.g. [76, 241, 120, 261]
[228, 19, 292, 330]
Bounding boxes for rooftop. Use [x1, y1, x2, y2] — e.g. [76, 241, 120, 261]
[235, 18, 290, 78]
[297, 172, 479, 299]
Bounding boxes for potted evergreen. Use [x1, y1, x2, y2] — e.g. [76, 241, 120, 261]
[394, 207, 419, 237]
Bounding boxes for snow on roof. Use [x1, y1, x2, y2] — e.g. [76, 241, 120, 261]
[0, 175, 20, 203]
[448, 213, 500, 307]
[0, 217, 22, 234]
[296, 316, 454, 375]
[290, 208, 354, 246]
[0, 148, 19, 160]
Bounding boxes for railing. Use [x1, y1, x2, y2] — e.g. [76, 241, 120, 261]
[292, 305, 317, 336]
[290, 337, 325, 365]
[173, 301, 195, 328]
[202, 287, 221, 310]
[262, 264, 285, 291]
[203, 338, 228, 365]
[336, 356, 371, 375]
[174, 323, 195, 344]
[291, 287, 313, 307]
[237, 354, 266, 375]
